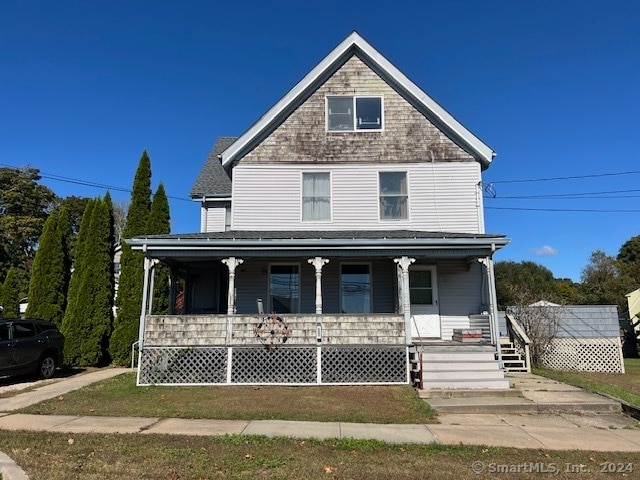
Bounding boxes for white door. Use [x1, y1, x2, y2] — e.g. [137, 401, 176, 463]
[409, 266, 440, 338]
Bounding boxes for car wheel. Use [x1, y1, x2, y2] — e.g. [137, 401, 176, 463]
[38, 355, 57, 379]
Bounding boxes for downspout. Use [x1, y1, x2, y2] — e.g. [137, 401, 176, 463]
[486, 245, 503, 369]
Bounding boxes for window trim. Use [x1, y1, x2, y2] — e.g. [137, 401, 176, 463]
[339, 262, 373, 314]
[378, 171, 409, 221]
[325, 95, 384, 132]
[301, 171, 332, 222]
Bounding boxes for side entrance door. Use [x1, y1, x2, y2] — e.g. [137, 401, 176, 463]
[409, 266, 440, 338]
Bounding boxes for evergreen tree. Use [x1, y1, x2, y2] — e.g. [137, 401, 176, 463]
[1, 267, 21, 317]
[62, 196, 115, 366]
[146, 183, 171, 314]
[110, 151, 152, 365]
[25, 207, 71, 326]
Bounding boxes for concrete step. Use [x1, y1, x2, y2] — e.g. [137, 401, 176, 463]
[425, 396, 537, 414]
[423, 369, 504, 380]
[422, 361, 499, 371]
[421, 352, 495, 362]
[418, 388, 523, 399]
[422, 378, 510, 390]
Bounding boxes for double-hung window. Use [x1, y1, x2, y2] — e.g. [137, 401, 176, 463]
[302, 172, 331, 221]
[379, 172, 408, 220]
[327, 96, 383, 131]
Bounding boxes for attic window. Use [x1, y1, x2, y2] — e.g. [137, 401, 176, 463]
[327, 96, 383, 131]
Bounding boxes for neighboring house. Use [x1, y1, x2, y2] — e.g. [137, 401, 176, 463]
[128, 32, 509, 387]
[626, 288, 640, 333]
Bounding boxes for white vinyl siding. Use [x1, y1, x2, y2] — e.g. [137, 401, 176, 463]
[202, 206, 227, 233]
[231, 162, 482, 233]
[437, 259, 484, 340]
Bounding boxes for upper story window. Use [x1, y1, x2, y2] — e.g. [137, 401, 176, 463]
[327, 96, 383, 131]
[379, 172, 408, 220]
[302, 172, 331, 221]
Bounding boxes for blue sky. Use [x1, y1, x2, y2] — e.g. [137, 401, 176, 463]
[1, 1, 639, 281]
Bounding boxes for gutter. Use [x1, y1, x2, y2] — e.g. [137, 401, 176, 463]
[127, 236, 509, 249]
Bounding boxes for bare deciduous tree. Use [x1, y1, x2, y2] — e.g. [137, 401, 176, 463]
[112, 200, 128, 244]
[505, 284, 561, 367]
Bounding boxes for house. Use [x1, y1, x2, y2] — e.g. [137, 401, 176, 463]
[127, 32, 509, 387]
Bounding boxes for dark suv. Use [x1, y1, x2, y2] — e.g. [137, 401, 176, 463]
[0, 319, 64, 379]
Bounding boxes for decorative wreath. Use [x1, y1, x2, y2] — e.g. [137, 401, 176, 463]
[254, 312, 291, 351]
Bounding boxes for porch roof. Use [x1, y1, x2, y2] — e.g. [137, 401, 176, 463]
[128, 230, 508, 260]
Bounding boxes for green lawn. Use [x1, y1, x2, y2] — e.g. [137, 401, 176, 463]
[1, 431, 638, 480]
[534, 358, 640, 407]
[19, 372, 437, 424]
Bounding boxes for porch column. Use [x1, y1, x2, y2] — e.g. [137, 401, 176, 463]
[308, 257, 330, 314]
[222, 257, 244, 315]
[138, 256, 153, 350]
[146, 259, 159, 315]
[483, 254, 503, 368]
[394, 256, 415, 345]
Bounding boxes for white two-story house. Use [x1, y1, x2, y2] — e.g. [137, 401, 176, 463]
[129, 32, 509, 387]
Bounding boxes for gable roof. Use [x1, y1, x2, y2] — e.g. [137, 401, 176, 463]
[221, 31, 495, 169]
[190, 137, 236, 198]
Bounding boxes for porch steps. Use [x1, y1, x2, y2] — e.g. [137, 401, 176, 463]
[499, 338, 528, 373]
[468, 314, 491, 341]
[413, 345, 510, 391]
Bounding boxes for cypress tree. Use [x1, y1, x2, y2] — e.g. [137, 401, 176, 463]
[1, 267, 21, 317]
[62, 196, 115, 366]
[146, 183, 171, 314]
[110, 151, 152, 365]
[63, 199, 97, 321]
[25, 207, 71, 326]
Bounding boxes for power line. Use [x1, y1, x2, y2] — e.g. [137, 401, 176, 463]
[0, 163, 192, 202]
[487, 187, 640, 200]
[486, 206, 640, 213]
[489, 170, 640, 184]
[490, 195, 640, 200]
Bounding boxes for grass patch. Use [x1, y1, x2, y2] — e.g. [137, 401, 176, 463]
[1, 431, 639, 480]
[19, 372, 437, 423]
[534, 358, 640, 407]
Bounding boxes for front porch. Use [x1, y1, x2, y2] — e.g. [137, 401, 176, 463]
[137, 313, 408, 386]
[129, 230, 508, 387]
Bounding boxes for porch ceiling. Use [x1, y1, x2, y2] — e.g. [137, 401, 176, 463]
[128, 230, 508, 260]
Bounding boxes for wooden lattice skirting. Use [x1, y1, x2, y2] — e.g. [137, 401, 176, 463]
[541, 337, 624, 373]
[137, 345, 409, 386]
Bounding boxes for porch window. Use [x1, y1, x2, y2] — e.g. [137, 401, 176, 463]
[302, 172, 331, 221]
[341, 264, 372, 313]
[270, 264, 300, 313]
[327, 96, 383, 131]
[379, 172, 408, 220]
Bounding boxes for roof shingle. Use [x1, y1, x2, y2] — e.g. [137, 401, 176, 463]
[189, 137, 237, 198]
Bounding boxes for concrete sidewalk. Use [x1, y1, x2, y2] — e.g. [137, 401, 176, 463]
[0, 411, 639, 451]
[1, 367, 640, 479]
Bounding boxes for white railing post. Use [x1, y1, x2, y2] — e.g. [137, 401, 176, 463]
[394, 256, 415, 345]
[308, 257, 329, 314]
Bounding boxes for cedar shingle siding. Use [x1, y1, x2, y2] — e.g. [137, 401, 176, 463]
[239, 56, 472, 166]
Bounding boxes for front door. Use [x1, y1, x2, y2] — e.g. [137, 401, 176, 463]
[409, 266, 440, 338]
